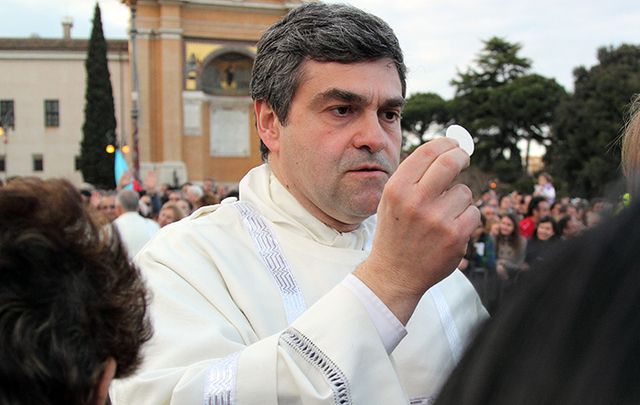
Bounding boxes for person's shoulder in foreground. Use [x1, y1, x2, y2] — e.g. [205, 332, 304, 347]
[0, 177, 152, 405]
[435, 201, 640, 405]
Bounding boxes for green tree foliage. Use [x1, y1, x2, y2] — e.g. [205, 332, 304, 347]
[401, 92, 449, 140]
[449, 37, 566, 182]
[452, 37, 532, 93]
[79, 3, 117, 188]
[546, 44, 640, 198]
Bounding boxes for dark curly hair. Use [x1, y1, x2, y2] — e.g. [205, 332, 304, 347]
[0, 177, 152, 404]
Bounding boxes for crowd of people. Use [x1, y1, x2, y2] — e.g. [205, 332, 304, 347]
[74, 177, 238, 258]
[461, 172, 616, 313]
[90, 176, 237, 225]
[1, 2, 639, 404]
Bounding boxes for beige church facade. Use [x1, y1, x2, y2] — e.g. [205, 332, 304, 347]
[127, 0, 303, 186]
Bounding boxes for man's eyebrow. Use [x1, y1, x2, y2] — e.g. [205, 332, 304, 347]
[310, 88, 368, 108]
[381, 97, 406, 110]
[310, 88, 406, 110]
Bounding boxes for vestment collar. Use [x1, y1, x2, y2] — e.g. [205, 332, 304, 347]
[239, 164, 375, 250]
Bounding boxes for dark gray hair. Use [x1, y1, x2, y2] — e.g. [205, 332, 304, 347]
[250, 2, 407, 160]
[116, 189, 140, 212]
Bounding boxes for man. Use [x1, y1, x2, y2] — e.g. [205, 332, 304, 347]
[185, 184, 205, 210]
[0, 177, 152, 404]
[113, 189, 160, 260]
[519, 196, 551, 239]
[112, 3, 486, 404]
[97, 191, 118, 223]
[480, 203, 498, 224]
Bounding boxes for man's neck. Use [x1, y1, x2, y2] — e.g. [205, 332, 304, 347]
[267, 161, 363, 233]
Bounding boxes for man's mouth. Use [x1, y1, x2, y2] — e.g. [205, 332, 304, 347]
[350, 165, 386, 173]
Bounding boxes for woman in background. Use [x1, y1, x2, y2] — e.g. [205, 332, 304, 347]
[495, 214, 527, 283]
[524, 215, 559, 268]
[156, 202, 185, 228]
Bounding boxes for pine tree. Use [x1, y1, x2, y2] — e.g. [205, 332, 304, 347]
[79, 3, 117, 188]
[448, 37, 565, 182]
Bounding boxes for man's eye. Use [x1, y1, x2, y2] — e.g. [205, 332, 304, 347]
[382, 111, 400, 122]
[331, 106, 351, 116]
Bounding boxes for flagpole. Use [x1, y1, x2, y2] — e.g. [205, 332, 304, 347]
[129, 0, 141, 186]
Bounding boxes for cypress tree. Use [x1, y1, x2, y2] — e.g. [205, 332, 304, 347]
[79, 3, 117, 188]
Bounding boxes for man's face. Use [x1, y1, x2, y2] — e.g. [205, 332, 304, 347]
[99, 195, 117, 222]
[168, 192, 181, 203]
[264, 59, 404, 231]
[535, 201, 551, 220]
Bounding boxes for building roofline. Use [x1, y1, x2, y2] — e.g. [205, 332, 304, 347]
[0, 38, 128, 52]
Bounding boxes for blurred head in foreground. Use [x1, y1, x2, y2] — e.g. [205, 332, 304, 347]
[0, 177, 152, 405]
[435, 202, 640, 405]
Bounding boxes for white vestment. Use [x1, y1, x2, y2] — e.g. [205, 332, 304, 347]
[111, 164, 488, 405]
[113, 211, 160, 260]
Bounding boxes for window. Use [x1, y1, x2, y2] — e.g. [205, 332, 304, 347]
[33, 154, 43, 172]
[0, 155, 5, 172]
[45, 99, 59, 127]
[200, 52, 253, 96]
[0, 100, 14, 129]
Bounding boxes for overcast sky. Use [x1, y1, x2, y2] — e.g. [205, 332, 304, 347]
[2, 0, 638, 99]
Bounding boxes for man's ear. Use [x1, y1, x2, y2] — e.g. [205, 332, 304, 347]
[254, 100, 281, 154]
[94, 357, 116, 405]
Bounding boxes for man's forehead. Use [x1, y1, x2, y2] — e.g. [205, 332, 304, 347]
[298, 59, 404, 105]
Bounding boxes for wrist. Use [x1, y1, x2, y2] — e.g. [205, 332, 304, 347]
[353, 263, 424, 325]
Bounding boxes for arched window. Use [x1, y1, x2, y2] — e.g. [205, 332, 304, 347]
[200, 52, 252, 96]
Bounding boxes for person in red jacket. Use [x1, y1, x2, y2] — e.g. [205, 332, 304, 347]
[519, 196, 551, 239]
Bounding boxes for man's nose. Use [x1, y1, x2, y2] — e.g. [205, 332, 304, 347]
[352, 113, 387, 154]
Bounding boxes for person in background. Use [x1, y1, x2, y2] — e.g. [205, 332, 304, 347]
[185, 184, 204, 211]
[202, 177, 216, 195]
[483, 214, 499, 235]
[156, 201, 185, 228]
[488, 217, 501, 239]
[198, 191, 220, 208]
[113, 189, 160, 260]
[524, 215, 559, 268]
[550, 200, 566, 221]
[497, 194, 514, 216]
[138, 192, 154, 218]
[0, 177, 152, 405]
[97, 191, 118, 224]
[475, 188, 497, 208]
[516, 194, 531, 219]
[557, 214, 583, 239]
[519, 196, 551, 239]
[167, 189, 183, 204]
[459, 215, 497, 311]
[174, 197, 192, 217]
[533, 172, 556, 204]
[480, 203, 498, 224]
[495, 214, 527, 284]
